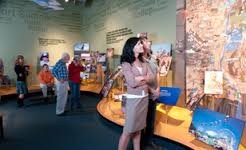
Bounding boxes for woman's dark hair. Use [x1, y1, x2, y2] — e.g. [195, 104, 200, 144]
[120, 37, 144, 64]
[15, 55, 24, 65]
[42, 64, 49, 68]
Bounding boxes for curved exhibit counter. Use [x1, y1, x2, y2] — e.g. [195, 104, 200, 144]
[97, 97, 246, 150]
[0, 83, 245, 150]
[0, 82, 103, 99]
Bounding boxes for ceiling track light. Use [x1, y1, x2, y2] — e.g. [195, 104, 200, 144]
[64, 0, 89, 6]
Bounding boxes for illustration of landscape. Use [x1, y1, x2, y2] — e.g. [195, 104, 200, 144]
[185, 0, 246, 119]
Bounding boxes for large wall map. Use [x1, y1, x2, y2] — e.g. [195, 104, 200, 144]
[185, 0, 246, 118]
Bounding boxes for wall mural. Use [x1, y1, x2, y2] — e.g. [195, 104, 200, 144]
[185, 0, 246, 120]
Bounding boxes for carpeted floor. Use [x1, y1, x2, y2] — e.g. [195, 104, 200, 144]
[0, 92, 189, 150]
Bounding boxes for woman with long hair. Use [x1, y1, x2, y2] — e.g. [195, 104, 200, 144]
[14, 55, 29, 107]
[118, 37, 153, 150]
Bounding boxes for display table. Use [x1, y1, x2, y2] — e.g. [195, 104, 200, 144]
[97, 97, 246, 150]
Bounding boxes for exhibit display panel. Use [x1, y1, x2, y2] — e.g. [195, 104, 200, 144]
[74, 42, 90, 57]
[97, 94, 246, 150]
[189, 107, 245, 150]
[97, 92, 246, 150]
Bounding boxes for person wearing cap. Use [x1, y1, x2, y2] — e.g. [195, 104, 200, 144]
[52, 52, 70, 116]
[38, 64, 54, 103]
[14, 55, 29, 107]
[68, 56, 85, 110]
[140, 34, 162, 150]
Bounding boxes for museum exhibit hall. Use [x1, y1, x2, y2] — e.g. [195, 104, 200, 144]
[0, 0, 245, 150]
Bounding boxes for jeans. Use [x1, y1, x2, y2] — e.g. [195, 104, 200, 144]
[69, 81, 81, 109]
[16, 81, 28, 94]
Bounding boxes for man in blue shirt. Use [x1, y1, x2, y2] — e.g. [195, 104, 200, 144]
[52, 52, 70, 116]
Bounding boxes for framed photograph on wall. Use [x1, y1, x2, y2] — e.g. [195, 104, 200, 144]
[97, 53, 106, 63]
[159, 55, 172, 76]
[74, 42, 90, 56]
[74, 42, 90, 52]
[204, 71, 223, 94]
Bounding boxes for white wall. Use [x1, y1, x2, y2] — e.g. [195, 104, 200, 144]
[0, 0, 176, 85]
[80, 0, 176, 55]
[0, 0, 82, 84]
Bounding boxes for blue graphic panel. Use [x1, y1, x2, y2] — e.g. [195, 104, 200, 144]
[158, 87, 181, 106]
[189, 108, 245, 150]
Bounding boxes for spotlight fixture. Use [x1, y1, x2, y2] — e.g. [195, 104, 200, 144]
[65, 0, 69, 2]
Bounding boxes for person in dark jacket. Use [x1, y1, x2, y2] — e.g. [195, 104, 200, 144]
[68, 56, 84, 110]
[140, 35, 162, 150]
[14, 55, 29, 107]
